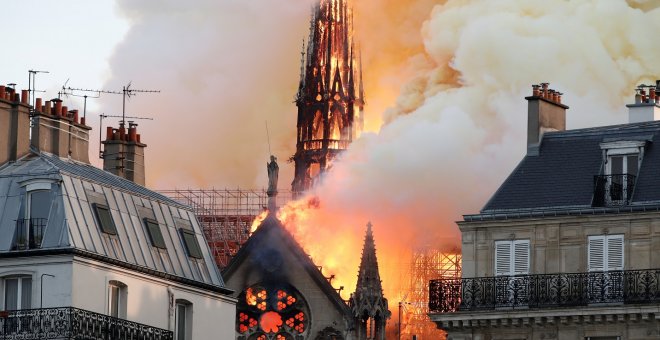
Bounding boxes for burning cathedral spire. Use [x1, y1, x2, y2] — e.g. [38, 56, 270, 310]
[292, 0, 364, 195]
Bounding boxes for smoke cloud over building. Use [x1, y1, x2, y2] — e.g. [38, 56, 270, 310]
[104, 0, 660, 300]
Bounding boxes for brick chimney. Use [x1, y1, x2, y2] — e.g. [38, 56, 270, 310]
[525, 83, 569, 155]
[31, 97, 92, 163]
[0, 87, 31, 165]
[626, 81, 660, 123]
[102, 122, 147, 185]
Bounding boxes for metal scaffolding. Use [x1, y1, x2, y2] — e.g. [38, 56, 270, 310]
[402, 247, 461, 340]
[159, 189, 293, 268]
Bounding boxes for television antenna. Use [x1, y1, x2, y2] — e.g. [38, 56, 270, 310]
[28, 69, 49, 110]
[98, 113, 154, 158]
[121, 82, 160, 124]
[61, 81, 122, 122]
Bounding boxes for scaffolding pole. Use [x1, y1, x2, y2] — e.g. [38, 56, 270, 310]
[402, 247, 461, 340]
[159, 188, 293, 268]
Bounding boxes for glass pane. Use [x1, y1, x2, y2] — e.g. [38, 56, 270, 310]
[176, 304, 186, 340]
[110, 285, 119, 317]
[21, 278, 31, 309]
[181, 230, 203, 259]
[627, 155, 639, 175]
[29, 190, 51, 220]
[610, 156, 623, 175]
[95, 205, 117, 235]
[146, 220, 166, 249]
[4, 278, 18, 310]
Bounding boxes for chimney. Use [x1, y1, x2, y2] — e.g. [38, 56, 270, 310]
[0, 86, 31, 165]
[31, 97, 92, 163]
[525, 82, 569, 155]
[627, 81, 660, 123]
[102, 122, 147, 186]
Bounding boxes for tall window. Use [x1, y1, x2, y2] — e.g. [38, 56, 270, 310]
[14, 190, 51, 250]
[494, 240, 530, 276]
[108, 281, 127, 318]
[175, 300, 192, 340]
[588, 235, 624, 272]
[3, 276, 32, 310]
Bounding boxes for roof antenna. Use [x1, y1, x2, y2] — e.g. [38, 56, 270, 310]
[28, 69, 49, 111]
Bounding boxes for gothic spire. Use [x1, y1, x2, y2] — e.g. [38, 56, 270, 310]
[350, 222, 390, 340]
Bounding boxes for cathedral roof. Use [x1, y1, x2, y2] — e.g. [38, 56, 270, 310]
[222, 212, 351, 317]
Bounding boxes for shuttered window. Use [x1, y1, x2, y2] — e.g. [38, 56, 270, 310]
[495, 240, 530, 276]
[588, 234, 624, 272]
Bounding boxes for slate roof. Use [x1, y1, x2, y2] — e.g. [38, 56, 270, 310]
[480, 120, 660, 215]
[0, 151, 228, 291]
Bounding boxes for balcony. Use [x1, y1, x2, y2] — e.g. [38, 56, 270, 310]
[429, 269, 660, 314]
[12, 218, 47, 250]
[0, 307, 173, 340]
[302, 139, 349, 150]
[593, 174, 636, 207]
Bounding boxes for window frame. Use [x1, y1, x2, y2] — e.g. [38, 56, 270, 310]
[179, 229, 203, 259]
[93, 203, 118, 235]
[175, 299, 193, 340]
[108, 280, 127, 319]
[494, 239, 530, 276]
[2, 275, 32, 311]
[588, 234, 624, 272]
[144, 218, 167, 249]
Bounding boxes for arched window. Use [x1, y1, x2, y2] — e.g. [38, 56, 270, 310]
[175, 299, 193, 340]
[236, 283, 310, 340]
[108, 280, 127, 318]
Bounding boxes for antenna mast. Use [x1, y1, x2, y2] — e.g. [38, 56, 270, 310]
[121, 82, 160, 124]
[61, 84, 122, 122]
[28, 69, 49, 110]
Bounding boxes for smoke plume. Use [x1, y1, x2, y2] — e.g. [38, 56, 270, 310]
[105, 0, 660, 301]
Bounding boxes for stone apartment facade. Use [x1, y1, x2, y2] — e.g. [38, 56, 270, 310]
[430, 82, 660, 340]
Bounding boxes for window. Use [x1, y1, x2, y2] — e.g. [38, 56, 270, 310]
[3, 276, 32, 310]
[588, 235, 624, 272]
[495, 240, 530, 276]
[236, 283, 309, 339]
[93, 204, 117, 235]
[144, 218, 166, 249]
[108, 281, 127, 318]
[179, 229, 203, 259]
[175, 300, 192, 340]
[596, 140, 645, 206]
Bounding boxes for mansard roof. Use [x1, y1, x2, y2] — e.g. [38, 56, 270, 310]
[477, 120, 660, 219]
[0, 151, 229, 293]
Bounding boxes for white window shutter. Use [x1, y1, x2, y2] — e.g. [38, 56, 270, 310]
[607, 235, 624, 270]
[588, 235, 605, 272]
[513, 240, 530, 275]
[495, 241, 512, 276]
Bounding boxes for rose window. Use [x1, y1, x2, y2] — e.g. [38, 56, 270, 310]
[237, 283, 310, 340]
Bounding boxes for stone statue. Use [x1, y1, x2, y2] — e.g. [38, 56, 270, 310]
[267, 155, 279, 195]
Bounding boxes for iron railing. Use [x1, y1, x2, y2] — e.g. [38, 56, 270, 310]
[429, 269, 660, 313]
[0, 307, 173, 340]
[593, 174, 636, 207]
[13, 218, 47, 250]
[302, 139, 349, 150]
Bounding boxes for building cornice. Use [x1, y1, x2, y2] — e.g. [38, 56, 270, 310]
[0, 248, 234, 295]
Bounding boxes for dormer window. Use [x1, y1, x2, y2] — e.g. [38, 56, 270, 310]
[14, 182, 53, 250]
[144, 218, 167, 249]
[594, 140, 646, 207]
[93, 203, 117, 235]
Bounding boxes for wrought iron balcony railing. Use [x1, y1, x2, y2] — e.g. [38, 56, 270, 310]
[429, 269, 660, 314]
[12, 218, 47, 250]
[593, 174, 636, 207]
[0, 307, 173, 340]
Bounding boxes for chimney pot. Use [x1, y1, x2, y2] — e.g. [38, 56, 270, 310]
[532, 85, 540, 97]
[72, 109, 79, 123]
[13, 93, 19, 102]
[62, 106, 68, 118]
[136, 134, 141, 143]
[35, 98, 42, 112]
[54, 100, 63, 117]
[20, 90, 28, 104]
[45, 101, 52, 115]
[0, 86, 5, 100]
[106, 127, 113, 141]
